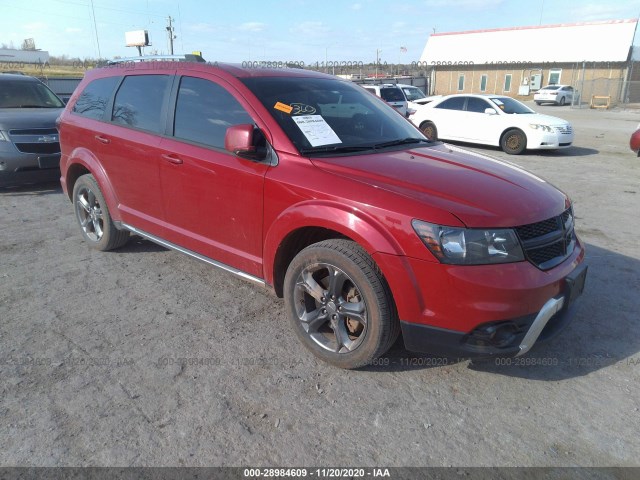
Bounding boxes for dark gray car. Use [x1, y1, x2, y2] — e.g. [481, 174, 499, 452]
[0, 74, 65, 186]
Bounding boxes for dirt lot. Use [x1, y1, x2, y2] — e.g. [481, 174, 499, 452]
[1, 103, 639, 468]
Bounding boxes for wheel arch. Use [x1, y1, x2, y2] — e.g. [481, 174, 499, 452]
[63, 148, 121, 222]
[264, 202, 405, 297]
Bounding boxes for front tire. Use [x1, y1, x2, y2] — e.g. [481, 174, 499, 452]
[558, 96, 566, 106]
[284, 239, 399, 369]
[420, 121, 438, 141]
[500, 129, 527, 155]
[73, 174, 129, 251]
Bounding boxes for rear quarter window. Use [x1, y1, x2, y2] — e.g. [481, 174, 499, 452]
[111, 75, 171, 133]
[72, 76, 120, 120]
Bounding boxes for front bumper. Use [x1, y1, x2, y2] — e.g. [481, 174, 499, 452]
[526, 129, 574, 150]
[0, 151, 61, 187]
[372, 236, 586, 358]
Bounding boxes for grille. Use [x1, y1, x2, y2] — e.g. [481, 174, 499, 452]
[553, 125, 572, 135]
[14, 142, 60, 154]
[515, 207, 575, 270]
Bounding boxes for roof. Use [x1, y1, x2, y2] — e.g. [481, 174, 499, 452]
[0, 73, 40, 82]
[420, 19, 638, 64]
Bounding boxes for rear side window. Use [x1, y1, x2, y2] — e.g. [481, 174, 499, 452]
[380, 88, 404, 102]
[173, 76, 253, 149]
[112, 75, 171, 133]
[72, 76, 120, 120]
[466, 97, 490, 113]
[436, 97, 466, 110]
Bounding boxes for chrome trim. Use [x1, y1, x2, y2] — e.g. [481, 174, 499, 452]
[121, 223, 265, 286]
[516, 296, 565, 356]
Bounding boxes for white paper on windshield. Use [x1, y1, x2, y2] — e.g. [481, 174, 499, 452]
[292, 115, 342, 147]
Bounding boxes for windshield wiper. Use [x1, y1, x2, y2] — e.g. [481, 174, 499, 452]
[372, 137, 431, 149]
[299, 145, 375, 155]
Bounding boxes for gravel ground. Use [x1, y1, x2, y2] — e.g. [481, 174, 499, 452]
[1, 103, 639, 468]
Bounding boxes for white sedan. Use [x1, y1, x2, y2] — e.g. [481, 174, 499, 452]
[409, 94, 574, 155]
[533, 85, 576, 106]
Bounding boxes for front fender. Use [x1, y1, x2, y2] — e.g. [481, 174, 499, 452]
[263, 200, 405, 286]
[63, 148, 121, 223]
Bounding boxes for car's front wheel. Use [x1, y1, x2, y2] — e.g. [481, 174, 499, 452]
[501, 129, 527, 155]
[558, 96, 566, 106]
[420, 121, 438, 141]
[73, 174, 129, 251]
[284, 239, 399, 369]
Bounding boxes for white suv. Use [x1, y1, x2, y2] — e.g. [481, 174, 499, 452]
[362, 84, 408, 117]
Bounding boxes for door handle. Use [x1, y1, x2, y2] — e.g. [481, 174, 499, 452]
[161, 153, 183, 165]
[94, 135, 110, 144]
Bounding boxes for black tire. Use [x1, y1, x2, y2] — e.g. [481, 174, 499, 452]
[500, 129, 527, 155]
[72, 174, 129, 251]
[420, 121, 438, 141]
[558, 96, 566, 106]
[284, 239, 399, 369]
[535, 101, 542, 106]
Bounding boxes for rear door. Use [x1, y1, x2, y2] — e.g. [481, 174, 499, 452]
[97, 72, 174, 236]
[430, 96, 467, 140]
[158, 74, 270, 278]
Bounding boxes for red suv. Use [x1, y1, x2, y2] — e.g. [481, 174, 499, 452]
[58, 61, 587, 369]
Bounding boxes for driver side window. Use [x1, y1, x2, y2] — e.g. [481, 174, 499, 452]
[173, 76, 254, 150]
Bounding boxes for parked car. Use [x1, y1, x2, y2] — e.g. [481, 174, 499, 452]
[58, 63, 586, 369]
[362, 84, 409, 116]
[534, 85, 576, 106]
[0, 74, 65, 186]
[410, 94, 574, 155]
[631, 124, 640, 156]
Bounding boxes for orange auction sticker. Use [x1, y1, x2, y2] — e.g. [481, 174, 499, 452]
[274, 102, 293, 114]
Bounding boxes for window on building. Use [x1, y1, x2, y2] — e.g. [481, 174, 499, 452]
[174, 76, 253, 149]
[112, 75, 171, 133]
[480, 75, 488, 92]
[457, 74, 465, 91]
[504, 74, 512, 93]
[549, 69, 562, 85]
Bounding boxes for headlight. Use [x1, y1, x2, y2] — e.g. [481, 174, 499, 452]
[412, 220, 525, 265]
[529, 124, 553, 133]
[0, 131, 8, 142]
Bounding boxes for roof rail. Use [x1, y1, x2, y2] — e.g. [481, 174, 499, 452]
[106, 54, 206, 65]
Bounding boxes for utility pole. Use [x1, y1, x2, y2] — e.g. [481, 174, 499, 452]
[166, 16, 176, 55]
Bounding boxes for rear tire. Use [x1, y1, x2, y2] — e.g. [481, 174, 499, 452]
[559, 96, 566, 106]
[535, 101, 542, 106]
[73, 174, 129, 251]
[500, 129, 527, 155]
[284, 239, 399, 369]
[420, 121, 438, 141]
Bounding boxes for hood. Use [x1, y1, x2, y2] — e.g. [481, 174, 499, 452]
[520, 113, 570, 126]
[311, 143, 568, 228]
[0, 108, 63, 131]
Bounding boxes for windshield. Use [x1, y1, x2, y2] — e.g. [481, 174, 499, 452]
[489, 97, 535, 114]
[241, 76, 427, 155]
[0, 80, 65, 108]
[402, 86, 426, 101]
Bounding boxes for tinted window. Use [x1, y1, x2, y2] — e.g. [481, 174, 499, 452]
[436, 97, 466, 111]
[466, 97, 491, 113]
[173, 76, 253, 149]
[0, 80, 64, 109]
[379, 88, 404, 102]
[112, 75, 170, 133]
[73, 77, 119, 120]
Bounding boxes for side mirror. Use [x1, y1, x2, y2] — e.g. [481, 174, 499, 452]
[484, 108, 497, 115]
[225, 124, 267, 161]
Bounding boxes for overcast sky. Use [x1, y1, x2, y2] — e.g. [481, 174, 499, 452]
[1, 0, 639, 61]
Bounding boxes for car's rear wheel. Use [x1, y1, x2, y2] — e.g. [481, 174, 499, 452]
[535, 101, 542, 106]
[559, 96, 566, 106]
[501, 129, 527, 155]
[284, 239, 399, 369]
[420, 121, 438, 141]
[73, 174, 129, 251]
